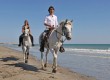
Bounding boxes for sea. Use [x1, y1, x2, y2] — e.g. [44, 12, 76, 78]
[1, 43, 110, 80]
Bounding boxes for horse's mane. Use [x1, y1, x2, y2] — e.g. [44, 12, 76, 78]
[59, 21, 65, 26]
[59, 19, 73, 26]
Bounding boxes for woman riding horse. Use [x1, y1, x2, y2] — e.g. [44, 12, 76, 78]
[18, 20, 34, 46]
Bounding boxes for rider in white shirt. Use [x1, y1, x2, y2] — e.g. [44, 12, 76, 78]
[40, 6, 65, 52]
[44, 14, 58, 30]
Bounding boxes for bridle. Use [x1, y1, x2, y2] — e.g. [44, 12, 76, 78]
[55, 29, 66, 43]
[24, 29, 29, 36]
[23, 29, 30, 41]
[55, 21, 72, 43]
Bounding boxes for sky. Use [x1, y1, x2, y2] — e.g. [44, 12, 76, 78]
[0, 0, 110, 44]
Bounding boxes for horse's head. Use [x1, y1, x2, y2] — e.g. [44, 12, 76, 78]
[61, 19, 73, 40]
[24, 29, 30, 37]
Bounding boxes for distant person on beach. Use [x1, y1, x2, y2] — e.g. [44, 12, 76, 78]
[39, 6, 65, 52]
[18, 20, 34, 46]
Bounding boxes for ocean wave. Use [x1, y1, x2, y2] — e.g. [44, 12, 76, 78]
[65, 48, 110, 54]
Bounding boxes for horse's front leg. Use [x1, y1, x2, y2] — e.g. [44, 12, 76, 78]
[22, 47, 26, 63]
[26, 47, 29, 63]
[51, 49, 58, 73]
[44, 49, 49, 67]
[23, 52, 27, 63]
[23, 47, 27, 63]
[41, 52, 44, 69]
[24, 51, 26, 63]
[23, 51, 26, 62]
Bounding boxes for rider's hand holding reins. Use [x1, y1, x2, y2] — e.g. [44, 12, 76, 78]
[49, 25, 54, 31]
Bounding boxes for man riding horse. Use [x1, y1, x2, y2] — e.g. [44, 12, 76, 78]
[39, 6, 65, 53]
[18, 20, 34, 47]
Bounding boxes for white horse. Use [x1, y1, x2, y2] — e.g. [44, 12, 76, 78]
[39, 19, 73, 73]
[22, 29, 32, 63]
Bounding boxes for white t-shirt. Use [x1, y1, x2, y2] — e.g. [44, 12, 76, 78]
[44, 14, 58, 29]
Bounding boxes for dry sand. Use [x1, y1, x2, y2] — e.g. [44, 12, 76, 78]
[0, 46, 96, 80]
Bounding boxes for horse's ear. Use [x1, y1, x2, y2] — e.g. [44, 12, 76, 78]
[65, 19, 68, 22]
[71, 20, 73, 22]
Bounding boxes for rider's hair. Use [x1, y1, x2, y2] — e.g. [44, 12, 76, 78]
[48, 6, 55, 12]
[24, 20, 29, 26]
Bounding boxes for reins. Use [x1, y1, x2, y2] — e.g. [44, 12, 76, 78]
[55, 29, 67, 44]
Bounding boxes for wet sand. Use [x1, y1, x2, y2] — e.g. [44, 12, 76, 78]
[0, 46, 96, 80]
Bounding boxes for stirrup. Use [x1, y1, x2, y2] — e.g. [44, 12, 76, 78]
[40, 47, 44, 52]
[32, 44, 34, 46]
[59, 46, 65, 53]
[18, 44, 21, 47]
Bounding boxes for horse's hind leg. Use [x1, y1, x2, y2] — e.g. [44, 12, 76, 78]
[44, 49, 49, 67]
[51, 49, 58, 73]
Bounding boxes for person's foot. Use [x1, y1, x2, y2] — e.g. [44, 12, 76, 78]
[18, 44, 21, 47]
[40, 47, 44, 52]
[32, 44, 34, 46]
[59, 46, 65, 53]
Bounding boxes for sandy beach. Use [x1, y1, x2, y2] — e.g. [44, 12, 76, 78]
[0, 46, 96, 80]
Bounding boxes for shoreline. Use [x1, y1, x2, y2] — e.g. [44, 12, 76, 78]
[0, 46, 96, 80]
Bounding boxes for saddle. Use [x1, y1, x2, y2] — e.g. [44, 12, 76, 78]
[40, 29, 65, 53]
[43, 30, 52, 42]
[40, 30, 51, 52]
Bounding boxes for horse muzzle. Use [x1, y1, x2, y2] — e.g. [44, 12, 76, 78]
[66, 33, 72, 40]
[66, 36, 71, 40]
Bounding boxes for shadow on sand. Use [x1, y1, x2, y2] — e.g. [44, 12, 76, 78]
[0, 56, 39, 72]
[0, 56, 19, 62]
[5, 62, 39, 72]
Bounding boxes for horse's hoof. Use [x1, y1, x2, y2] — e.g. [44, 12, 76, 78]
[40, 67, 44, 70]
[44, 63, 47, 67]
[25, 60, 28, 63]
[52, 69, 57, 73]
[40, 67, 46, 71]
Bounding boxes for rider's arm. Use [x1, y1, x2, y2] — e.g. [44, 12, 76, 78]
[44, 23, 51, 28]
[44, 23, 54, 30]
[55, 16, 58, 27]
[22, 26, 24, 33]
[44, 16, 53, 29]
[29, 27, 31, 34]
